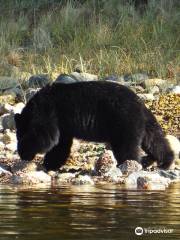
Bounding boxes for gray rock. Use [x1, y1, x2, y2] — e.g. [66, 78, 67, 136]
[0, 76, 19, 91]
[11, 171, 51, 185]
[70, 72, 98, 82]
[119, 160, 142, 175]
[28, 74, 50, 88]
[103, 75, 125, 83]
[125, 170, 171, 190]
[25, 88, 39, 102]
[103, 167, 122, 182]
[159, 170, 180, 180]
[167, 85, 180, 94]
[3, 87, 25, 102]
[124, 73, 149, 83]
[0, 166, 11, 175]
[71, 175, 94, 185]
[55, 74, 78, 84]
[1, 113, 15, 130]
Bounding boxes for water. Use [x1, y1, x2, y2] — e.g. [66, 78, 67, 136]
[0, 183, 180, 240]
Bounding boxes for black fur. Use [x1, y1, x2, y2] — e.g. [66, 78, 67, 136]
[15, 81, 174, 171]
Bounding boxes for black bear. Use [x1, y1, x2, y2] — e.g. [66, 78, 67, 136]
[15, 81, 174, 171]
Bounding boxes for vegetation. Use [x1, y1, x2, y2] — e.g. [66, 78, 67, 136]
[0, 0, 179, 81]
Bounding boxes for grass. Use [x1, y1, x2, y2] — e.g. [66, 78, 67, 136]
[0, 0, 179, 82]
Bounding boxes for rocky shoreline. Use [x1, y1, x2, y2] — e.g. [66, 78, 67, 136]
[0, 71, 179, 189]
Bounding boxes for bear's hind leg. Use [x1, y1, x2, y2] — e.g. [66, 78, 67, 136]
[43, 137, 73, 171]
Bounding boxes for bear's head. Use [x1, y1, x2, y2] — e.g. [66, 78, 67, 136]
[15, 96, 60, 161]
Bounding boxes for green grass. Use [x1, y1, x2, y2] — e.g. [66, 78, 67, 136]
[0, 0, 179, 82]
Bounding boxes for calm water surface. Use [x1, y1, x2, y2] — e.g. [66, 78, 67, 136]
[0, 183, 180, 240]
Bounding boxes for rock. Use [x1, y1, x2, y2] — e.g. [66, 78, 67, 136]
[11, 171, 51, 185]
[95, 150, 117, 175]
[13, 102, 25, 114]
[137, 177, 150, 189]
[71, 139, 82, 154]
[141, 78, 166, 89]
[0, 95, 16, 105]
[103, 75, 125, 83]
[0, 76, 19, 91]
[3, 87, 25, 102]
[55, 74, 78, 84]
[1, 130, 16, 145]
[167, 85, 180, 94]
[11, 161, 37, 173]
[149, 86, 160, 95]
[57, 172, 77, 183]
[124, 73, 149, 83]
[71, 175, 94, 185]
[48, 171, 57, 177]
[70, 72, 98, 82]
[137, 93, 155, 101]
[125, 171, 171, 190]
[159, 170, 180, 180]
[0, 103, 24, 130]
[166, 135, 180, 159]
[25, 88, 39, 102]
[0, 141, 5, 150]
[103, 167, 122, 182]
[1, 112, 15, 130]
[0, 119, 3, 131]
[0, 166, 12, 175]
[5, 142, 17, 152]
[130, 85, 145, 93]
[119, 160, 142, 174]
[0, 103, 13, 116]
[28, 74, 50, 88]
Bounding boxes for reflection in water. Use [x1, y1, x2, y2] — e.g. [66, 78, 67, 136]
[0, 183, 180, 240]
